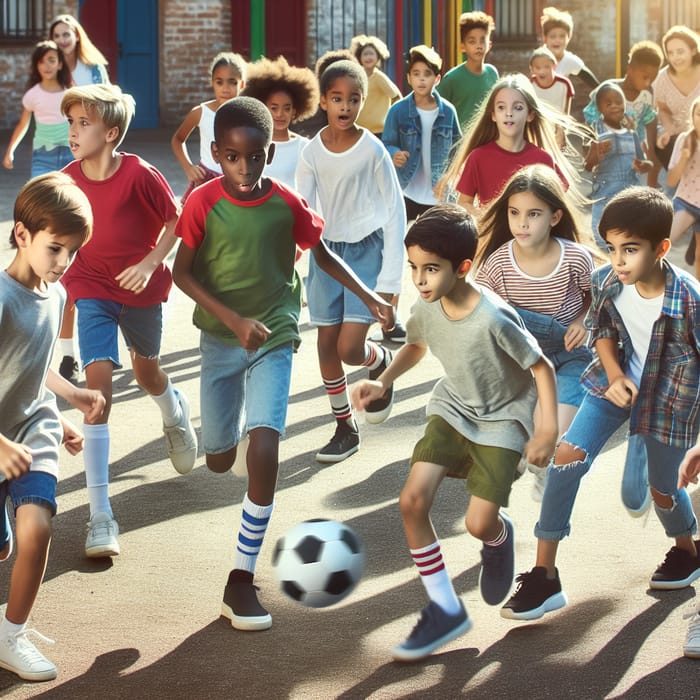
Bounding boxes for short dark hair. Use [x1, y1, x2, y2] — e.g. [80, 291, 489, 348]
[404, 204, 478, 270]
[627, 40, 664, 69]
[459, 11, 495, 42]
[319, 59, 368, 97]
[213, 96, 273, 145]
[598, 187, 672, 246]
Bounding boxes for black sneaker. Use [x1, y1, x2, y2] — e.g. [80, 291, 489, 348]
[58, 355, 79, 383]
[315, 421, 360, 463]
[649, 541, 700, 590]
[479, 512, 515, 605]
[221, 570, 272, 631]
[383, 319, 407, 344]
[500, 567, 568, 620]
[366, 349, 393, 424]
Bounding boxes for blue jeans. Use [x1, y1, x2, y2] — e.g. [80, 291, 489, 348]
[536, 392, 697, 540]
[515, 308, 591, 407]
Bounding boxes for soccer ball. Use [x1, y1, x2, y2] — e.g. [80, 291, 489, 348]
[272, 519, 365, 608]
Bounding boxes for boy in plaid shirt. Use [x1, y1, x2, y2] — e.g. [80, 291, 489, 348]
[501, 187, 700, 621]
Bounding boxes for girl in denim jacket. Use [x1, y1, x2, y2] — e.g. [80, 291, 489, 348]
[382, 45, 462, 222]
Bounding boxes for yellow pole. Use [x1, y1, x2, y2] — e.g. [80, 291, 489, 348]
[424, 0, 432, 46]
[616, 0, 622, 78]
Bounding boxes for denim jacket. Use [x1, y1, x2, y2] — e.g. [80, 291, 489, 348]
[382, 91, 462, 189]
[582, 262, 700, 447]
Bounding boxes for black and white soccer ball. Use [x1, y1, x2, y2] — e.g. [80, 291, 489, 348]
[272, 519, 365, 608]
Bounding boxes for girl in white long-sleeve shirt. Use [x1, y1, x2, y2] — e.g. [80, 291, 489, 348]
[296, 59, 406, 464]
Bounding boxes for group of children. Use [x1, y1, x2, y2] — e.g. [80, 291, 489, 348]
[3, 4, 700, 685]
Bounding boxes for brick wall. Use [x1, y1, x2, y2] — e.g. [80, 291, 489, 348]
[159, 0, 232, 127]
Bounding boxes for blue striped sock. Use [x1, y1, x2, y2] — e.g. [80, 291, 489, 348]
[233, 494, 274, 574]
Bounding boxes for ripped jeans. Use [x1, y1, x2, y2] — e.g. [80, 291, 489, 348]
[536, 391, 697, 541]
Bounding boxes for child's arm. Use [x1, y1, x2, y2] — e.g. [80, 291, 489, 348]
[171, 105, 207, 185]
[577, 64, 599, 90]
[381, 105, 410, 168]
[666, 133, 690, 188]
[173, 241, 271, 351]
[115, 215, 179, 294]
[655, 101, 674, 148]
[524, 356, 559, 467]
[310, 240, 394, 330]
[2, 108, 32, 170]
[564, 291, 591, 351]
[596, 336, 638, 407]
[45, 369, 106, 423]
[0, 434, 32, 480]
[457, 193, 481, 219]
[678, 444, 700, 489]
[351, 340, 427, 410]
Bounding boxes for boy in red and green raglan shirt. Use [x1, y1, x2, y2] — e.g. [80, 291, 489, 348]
[173, 96, 393, 631]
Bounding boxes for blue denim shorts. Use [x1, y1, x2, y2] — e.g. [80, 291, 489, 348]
[674, 196, 700, 222]
[75, 298, 163, 370]
[199, 332, 294, 454]
[0, 472, 57, 548]
[306, 229, 383, 326]
[31, 145, 73, 178]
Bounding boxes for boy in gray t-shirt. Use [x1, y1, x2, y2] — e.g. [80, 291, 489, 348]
[352, 204, 558, 662]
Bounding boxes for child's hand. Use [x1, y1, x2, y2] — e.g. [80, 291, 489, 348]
[604, 375, 638, 408]
[584, 141, 600, 170]
[60, 416, 84, 456]
[392, 151, 409, 168]
[74, 388, 106, 423]
[523, 430, 557, 468]
[186, 162, 207, 184]
[2, 152, 13, 170]
[0, 434, 32, 479]
[233, 317, 271, 351]
[564, 320, 587, 351]
[372, 294, 395, 332]
[656, 131, 671, 149]
[351, 379, 385, 411]
[678, 444, 700, 489]
[115, 261, 155, 295]
[632, 157, 652, 174]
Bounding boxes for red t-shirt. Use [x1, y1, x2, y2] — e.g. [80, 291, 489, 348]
[456, 141, 567, 206]
[62, 153, 178, 306]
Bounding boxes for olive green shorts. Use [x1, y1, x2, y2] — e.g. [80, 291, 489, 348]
[411, 414, 521, 507]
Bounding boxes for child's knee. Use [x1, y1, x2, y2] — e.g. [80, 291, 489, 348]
[554, 440, 586, 466]
[206, 451, 234, 473]
[650, 487, 675, 510]
[399, 486, 430, 521]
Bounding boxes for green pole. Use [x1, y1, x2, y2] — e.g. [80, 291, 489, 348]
[250, 0, 265, 60]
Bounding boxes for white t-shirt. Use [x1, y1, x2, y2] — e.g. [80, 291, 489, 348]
[612, 283, 663, 386]
[404, 106, 439, 205]
[265, 134, 308, 189]
[555, 51, 584, 78]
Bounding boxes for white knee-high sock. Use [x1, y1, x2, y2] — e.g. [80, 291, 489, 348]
[411, 541, 462, 615]
[83, 423, 111, 518]
[233, 494, 274, 575]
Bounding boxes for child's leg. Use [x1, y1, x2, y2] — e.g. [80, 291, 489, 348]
[670, 209, 695, 244]
[645, 437, 700, 590]
[57, 303, 78, 382]
[0, 474, 57, 682]
[125, 301, 197, 474]
[220, 343, 292, 631]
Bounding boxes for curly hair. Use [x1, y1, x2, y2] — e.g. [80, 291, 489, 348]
[350, 34, 390, 63]
[242, 56, 319, 122]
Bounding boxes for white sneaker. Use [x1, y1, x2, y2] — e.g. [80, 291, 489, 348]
[684, 605, 700, 659]
[0, 628, 56, 681]
[85, 512, 120, 558]
[163, 390, 198, 474]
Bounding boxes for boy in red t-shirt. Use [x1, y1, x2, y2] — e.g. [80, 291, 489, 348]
[60, 84, 197, 559]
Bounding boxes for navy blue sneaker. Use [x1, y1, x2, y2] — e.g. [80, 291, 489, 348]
[479, 512, 515, 605]
[392, 601, 472, 662]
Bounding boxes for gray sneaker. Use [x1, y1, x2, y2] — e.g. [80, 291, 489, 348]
[392, 601, 472, 662]
[163, 390, 198, 474]
[479, 512, 515, 605]
[85, 512, 120, 558]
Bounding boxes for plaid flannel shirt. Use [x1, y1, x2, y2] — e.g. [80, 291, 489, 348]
[581, 261, 700, 448]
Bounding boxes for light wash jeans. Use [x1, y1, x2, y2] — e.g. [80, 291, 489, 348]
[536, 391, 697, 541]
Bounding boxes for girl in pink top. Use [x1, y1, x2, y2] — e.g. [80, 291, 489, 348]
[437, 73, 590, 219]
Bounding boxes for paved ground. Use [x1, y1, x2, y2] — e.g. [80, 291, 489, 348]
[0, 128, 698, 699]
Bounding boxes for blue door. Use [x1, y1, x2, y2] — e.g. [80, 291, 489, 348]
[117, 0, 159, 128]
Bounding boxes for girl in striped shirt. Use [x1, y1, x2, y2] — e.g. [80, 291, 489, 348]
[474, 165, 599, 499]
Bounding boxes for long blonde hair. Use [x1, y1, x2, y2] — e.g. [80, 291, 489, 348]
[437, 73, 592, 205]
